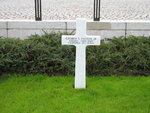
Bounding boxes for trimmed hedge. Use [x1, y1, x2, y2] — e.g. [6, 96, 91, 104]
[0, 31, 150, 76]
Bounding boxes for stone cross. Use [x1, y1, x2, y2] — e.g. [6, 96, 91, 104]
[62, 18, 100, 89]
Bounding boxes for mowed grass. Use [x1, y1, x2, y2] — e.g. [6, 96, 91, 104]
[0, 75, 150, 113]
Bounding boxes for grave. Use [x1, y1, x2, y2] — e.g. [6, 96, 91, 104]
[62, 18, 101, 89]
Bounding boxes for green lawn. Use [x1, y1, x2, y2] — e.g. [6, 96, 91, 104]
[0, 75, 150, 113]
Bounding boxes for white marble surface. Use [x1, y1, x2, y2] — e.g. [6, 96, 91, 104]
[62, 19, 100, 89]
[1, 20, 149, 39]
[8, 21, 66, 29]
[0, 0, 150, 20]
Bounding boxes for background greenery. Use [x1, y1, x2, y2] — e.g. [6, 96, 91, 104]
[0, 31, 150, 76]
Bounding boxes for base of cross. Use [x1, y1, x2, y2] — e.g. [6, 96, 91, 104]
[62, 18, 101, 89]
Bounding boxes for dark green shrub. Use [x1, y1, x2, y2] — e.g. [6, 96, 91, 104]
[0, 31, 150, 76]
[0, 31, 76, 76]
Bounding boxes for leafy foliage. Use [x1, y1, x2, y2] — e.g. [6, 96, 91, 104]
[0, 31, 150, 76]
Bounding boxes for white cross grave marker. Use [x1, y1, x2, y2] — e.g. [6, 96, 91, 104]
[62, 18, 100, 89]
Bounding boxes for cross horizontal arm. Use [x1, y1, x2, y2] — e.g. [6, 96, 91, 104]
[62, 35, 100, 46]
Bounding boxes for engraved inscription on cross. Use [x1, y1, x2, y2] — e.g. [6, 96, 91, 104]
[62, 18, 100, 89]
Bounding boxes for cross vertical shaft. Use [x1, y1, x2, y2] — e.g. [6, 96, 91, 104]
[75, 45, 86, 88]
[75, 19, 87, 89]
